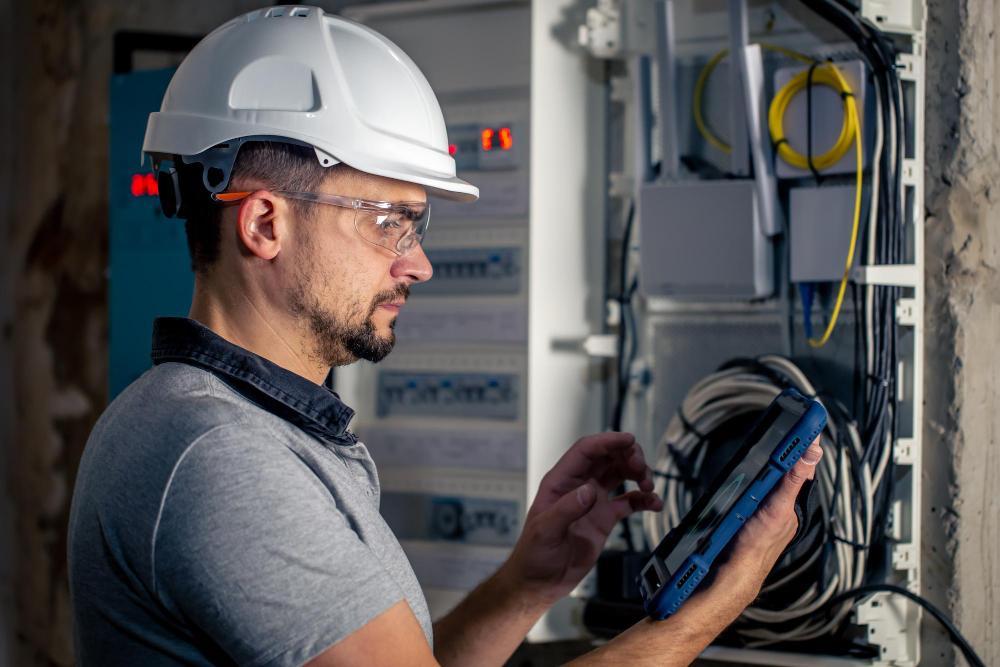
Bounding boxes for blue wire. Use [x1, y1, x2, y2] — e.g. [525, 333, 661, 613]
[800, 282, 816, 340]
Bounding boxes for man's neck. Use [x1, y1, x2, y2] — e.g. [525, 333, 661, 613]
[188, 276, 330, 386]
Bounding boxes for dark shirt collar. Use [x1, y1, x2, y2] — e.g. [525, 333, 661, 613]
[150, 317, 355, 443]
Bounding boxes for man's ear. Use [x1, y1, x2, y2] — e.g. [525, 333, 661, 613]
[236, 190, 282, 260]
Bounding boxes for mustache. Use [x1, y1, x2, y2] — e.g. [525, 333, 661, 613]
[368, 283, 410, 315]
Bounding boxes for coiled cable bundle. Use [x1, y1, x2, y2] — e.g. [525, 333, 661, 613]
[643, 356, 889, 646]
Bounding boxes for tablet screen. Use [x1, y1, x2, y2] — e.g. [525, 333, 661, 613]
[653, 396, 805, 579]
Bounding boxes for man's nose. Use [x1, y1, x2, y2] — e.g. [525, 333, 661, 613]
[390, 243, 433, 284]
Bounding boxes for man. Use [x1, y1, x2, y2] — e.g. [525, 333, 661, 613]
[68, 8, 823, 666]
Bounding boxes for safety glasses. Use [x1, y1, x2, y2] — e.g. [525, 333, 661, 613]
[212, 190, 430, 256]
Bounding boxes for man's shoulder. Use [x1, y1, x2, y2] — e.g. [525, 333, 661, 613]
[78, 362, 292, 497]
[98, 361, 258, 444]
[73, 361, 298, 539]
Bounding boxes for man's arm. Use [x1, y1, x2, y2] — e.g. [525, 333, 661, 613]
[433, 432, 661, 666]
[306, 436, 820, 667]
[566, 563, 771, 667]
[427, 562, 549, 666]
[431, 435, 822, 667]
[304, 600, 438, 666]
[566, 440, 820, 666]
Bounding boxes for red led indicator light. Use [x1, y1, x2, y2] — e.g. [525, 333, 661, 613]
[131, 173, 160, 197]
[448, 144, 457, 155]
[480, 127, 512, 152]
[131, 174, 146, 197]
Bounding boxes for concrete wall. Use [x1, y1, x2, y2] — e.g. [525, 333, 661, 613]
[925, 0, 1000, 665]
[1, 0, 16, 664]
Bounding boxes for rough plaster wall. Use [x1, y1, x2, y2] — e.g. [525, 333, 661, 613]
[1, 0, 17, 664]
[925, 0, 1000, 665]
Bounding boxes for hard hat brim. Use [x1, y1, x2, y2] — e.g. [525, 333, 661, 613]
[370, 167, 479, 203]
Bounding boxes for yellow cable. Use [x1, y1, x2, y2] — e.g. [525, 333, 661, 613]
[692, 48, 862, 348]
[805, 64, 862, 348]
[693, 49, 734, 154]
[768, 63, 859, 171]
[693, 44, 814, 155]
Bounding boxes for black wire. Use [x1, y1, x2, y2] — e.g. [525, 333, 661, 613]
[818, 585, 986, 667]
[610, 201, 640, 551]
[611, 200, 636, 434]
[757, 2, 915, 651]
[625, 276, 640, 387]
[805, 0, 913, 595]
[851, 282, 864, 418]
[821, 396, 869, 559]
[801, 0, 906, 552]
[806, 62, 823, 184]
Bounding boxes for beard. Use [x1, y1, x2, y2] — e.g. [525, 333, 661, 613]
[289, 276, 409, 367]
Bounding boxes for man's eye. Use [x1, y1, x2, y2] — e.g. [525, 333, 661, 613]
[376, 215, 403, 230]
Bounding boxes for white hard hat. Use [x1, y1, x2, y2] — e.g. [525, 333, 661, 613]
[143, 5, 478, 203]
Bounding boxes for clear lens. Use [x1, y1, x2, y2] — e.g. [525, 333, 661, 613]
[355, 203, 429, 255]
[271, 190, 430, 256]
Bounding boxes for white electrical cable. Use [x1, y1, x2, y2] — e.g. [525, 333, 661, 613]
[866, 78, 884, 379]
[644, 356, 874, 644]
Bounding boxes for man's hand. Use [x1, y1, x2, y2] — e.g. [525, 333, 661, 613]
[434, 433, 661, 666]
[569, 438, 824, 667]
[501, 432, 662, 605]
[682, 437, 824, 615]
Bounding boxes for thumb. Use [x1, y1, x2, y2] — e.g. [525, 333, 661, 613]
[763, 438, 823, 514]
[532, 484, 598, 544]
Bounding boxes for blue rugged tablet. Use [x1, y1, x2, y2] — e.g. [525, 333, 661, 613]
[638, 389, 827, 620]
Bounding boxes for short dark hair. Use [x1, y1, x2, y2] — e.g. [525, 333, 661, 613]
[180, 141, 332, 275]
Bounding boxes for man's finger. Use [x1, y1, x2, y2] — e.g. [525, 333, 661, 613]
[546, 432, 637, 483]
[532, 484, 599, 545]
[597, 445, 655, 492]
[759, 438, 823, 519]
[608, 490, 663, 521]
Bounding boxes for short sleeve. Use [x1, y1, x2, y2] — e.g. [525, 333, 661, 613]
[152, 426, 404, 667]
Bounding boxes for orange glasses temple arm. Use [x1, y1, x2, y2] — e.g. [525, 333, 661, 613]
[212, 192, 252, 202]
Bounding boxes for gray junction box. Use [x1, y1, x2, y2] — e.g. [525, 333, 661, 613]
[639, 180, 773, 300]
[789, 185, 866, 283]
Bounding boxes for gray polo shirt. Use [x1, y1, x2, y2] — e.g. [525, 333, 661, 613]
[68, 318, 431, 666]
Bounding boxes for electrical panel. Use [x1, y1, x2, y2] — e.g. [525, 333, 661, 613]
[394, 218, 529, 345]
[381, 492, 520, 546]
[376, 371, 520, 421]
[376, 465, 528, 608]
[339, 0, 531, 611]
[448, 121, 523, 171]
[415, 247, 522, 297]
[108, 67, 192, 400]
[582, 1, 928, 665]
[339, 1, 607, 641]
